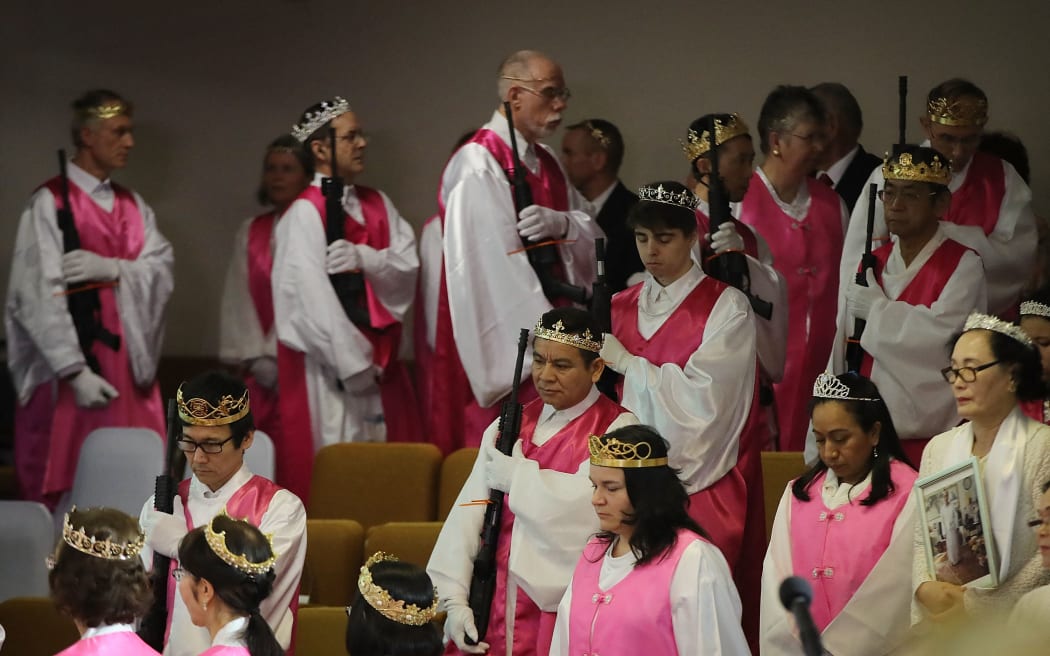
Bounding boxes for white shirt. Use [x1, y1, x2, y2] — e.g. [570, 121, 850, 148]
[585, 180, 618, 218]
[818, 145, 861, 188]
[756, 166, 811, 221]
[212, 617, 249, 648]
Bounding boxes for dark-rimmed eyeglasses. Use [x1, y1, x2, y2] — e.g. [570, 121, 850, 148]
[878, 189, 938, 205]
[940, 360, 1001, 384]
[176, 436, 235, 454]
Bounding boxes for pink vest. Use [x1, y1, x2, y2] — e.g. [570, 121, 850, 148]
[55, 631, 160, 656]
[1021, 399, 1050, 425]
[199, 648, 249, 656]
[947, 152, 1006, 236]
[737, 175, 843, 452]
[789, 460, 917, 632]
[567, 529, 699, 656]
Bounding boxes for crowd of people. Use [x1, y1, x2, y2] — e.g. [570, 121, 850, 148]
[4, 45, 1050, 655]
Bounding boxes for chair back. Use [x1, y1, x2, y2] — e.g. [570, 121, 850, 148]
[0, 597, 79, 656]
[364, 521, 444, 569]
[0, 502, 54, 603]
[438, 447, 479, 520]
[297, 606, 347, 656]
[304, 519, 364, 607]
[63, 427, 164, 519]
[761, 451, 808, 541]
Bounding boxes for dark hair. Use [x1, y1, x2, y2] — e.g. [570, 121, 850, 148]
[757, 85, 826, 155]
[980, 131, 1030, 184]
[49, 507, 152, 627]
[593, 425, 707, 566]
[626, 181, 697, 235]
[1042, 479, 1050, 494]
[793, 373, 915, 506]
[810, 82, 864, 140]
[536, 307, 603, 366]
[948, 327, 1046, 402]
[566, 118, 625, 173]
[927, 78, 988, 111]
[886, 144, 952, 197]
[178, 515, 282, 656]
[686, 113, 753, 180]
[256, 135, 313, 206]
[179, 370, 254, 447]
[71, 89, 133, 147]
[346, 560, 442, 656]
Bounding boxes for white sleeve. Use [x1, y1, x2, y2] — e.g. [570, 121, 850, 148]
[760, 486, 799, 655]
[271, 198, 374, 380]
[743, 228, 788, 382]
[357, 191, 419, 323]
[618, 288, 757, 493]
[418, 217, 443, 349]
[219, 217, 271, 365]
[670, 539, 750, 656]
[258, 491, 307, 651]
[549, 573, 575, 656]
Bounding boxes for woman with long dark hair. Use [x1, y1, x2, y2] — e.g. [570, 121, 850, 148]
[176, 512, 282, 656]
[346, 552, 441, 656]
[761, 372, 918, 655]
[550, 425, 748, 655]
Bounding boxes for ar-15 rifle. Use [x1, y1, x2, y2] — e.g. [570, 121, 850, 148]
[138, 399, 182, 651]
[323, 128, 371, 327]
[503, 102, 588, 305]
[845, 183, 879, 373]
[705, 120, 773, 319]
[465, 328, 529, 644]
[894, 76, 908, 156]
[590, 238, 618, 400]
[56, 150, 120, 373]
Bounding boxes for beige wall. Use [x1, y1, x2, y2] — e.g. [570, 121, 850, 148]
[3, 0, 1048, 356]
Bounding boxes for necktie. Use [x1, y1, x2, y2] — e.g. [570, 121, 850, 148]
[818, 173, 835, 188]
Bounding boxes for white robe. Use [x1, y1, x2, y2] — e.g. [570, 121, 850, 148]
[4, 160, 173, 401]
[271, 176, 418, 446]
[550, 537, 749, 656]
[842, 150, 1035, 316]
[139, 465, 306, 656]
[417, 214, 443, 351]
[218, 213, 281, 366]
[941, 499, 963, 564]
[440, 110, 603, 407]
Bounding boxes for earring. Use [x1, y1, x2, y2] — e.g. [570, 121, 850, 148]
[872, 445, 879, 459]
[202, 600, 208, 612]
[772, 148, 781, 156]
[1009, 380, 1017, 393]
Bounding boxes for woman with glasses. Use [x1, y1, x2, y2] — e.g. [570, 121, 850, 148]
[737, 84, 849, 453]
[346, 552, 441, 656]
[1019, 286, 1050, 424]
[912, 313, 1050, 622]
[816, 146, 986, 466]
[1008, 482, 1050, 633]
[176, 513, 282, 656]
[49, 506, 158, 655]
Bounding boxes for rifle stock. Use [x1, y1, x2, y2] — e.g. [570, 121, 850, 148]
[323, 128, 371, 327]
[845, 183, 879, 372]
[466, 328, 529, 644]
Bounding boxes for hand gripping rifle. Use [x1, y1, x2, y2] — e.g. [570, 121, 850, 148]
[465, 328, 529, 644]
[503, 102, 588, 305]
[845, 183, 879, 373]
[138, 399, 182, 651]
[705, 123, 773, 319]
[323, 128, 371, 327]
[56, 150, 120, 373]
[590, 238, 618, 400]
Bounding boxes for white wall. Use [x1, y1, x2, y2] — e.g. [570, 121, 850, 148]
[3, 0, 1048, 356]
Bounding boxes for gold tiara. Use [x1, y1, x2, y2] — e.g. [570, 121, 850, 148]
[204, 510, 278, 576]
[83, 102, 129, 120]
[681, 114, 750, 161]
[964, 312, 1034, 349]
[62, 506, 144, 561]
[882, 152, 951, 186]
[177, 384, 250, 426]
[1021, 300, 1050, 320]
[588, 434, 668, 468]
[358, 552, 439, 626]
[533, 319, 603, 353]
[927, 96, 988, 127]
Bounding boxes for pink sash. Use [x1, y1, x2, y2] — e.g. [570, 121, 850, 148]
[947, 152, 1006, 236]
[243, 212, 282, 451]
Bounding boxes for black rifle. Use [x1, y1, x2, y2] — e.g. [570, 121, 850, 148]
[590, 238, 618, 400]
[138, 399, 181, 651]
[465, 328, 529, 644]
[705, 121, 773, 319]
[894, 76, 908, 156]
[56, 150, 120, 373]
[845, 183, 879, 372]
[323, 128, 371, 327]
[503, 102, 588, 305]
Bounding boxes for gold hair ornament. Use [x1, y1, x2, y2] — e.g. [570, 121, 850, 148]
[177, 384, 250, 427]
[681, 114, 750, 161]
[589, 434, 668, 468]
[637, 184, 698, 210]
[584, 121, 611, 149]
[1021, 301, 1050, 320]
[812, 372, 879, 402]
[533, 319, 603, 353]
[82, 102, 129, 121]
[882, 152, 951, 186]
[357, 552, 439, 626]
[927, 96, 988, 127]
[291, 96, 351, 142]
[62, 506, 144, 561]
[964, 312, 1034, 349]
[204, 510, 278, 576]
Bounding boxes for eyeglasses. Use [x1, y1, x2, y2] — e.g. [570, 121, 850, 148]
[172, 567, 187, 581]
[501, 76, 571, 102]
[940, 360, 1001, 384]
[789, 132, 823, 145]
[1027, 513, 1050, 530]
[878, 188, 938, 205]
[177, 436, 235, 454]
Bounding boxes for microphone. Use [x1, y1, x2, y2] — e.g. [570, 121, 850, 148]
[779, 576, 824, 656]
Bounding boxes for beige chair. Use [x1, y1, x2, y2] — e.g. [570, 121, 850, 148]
[0, 597, 79, 656]
[296, 606, 347, 656]
[303, 519, 365, 607]
[364, 521, 444, 569]
[309, 443, 442, 529]
[761, 451, 808, 541]
[438, 447, 479, 520]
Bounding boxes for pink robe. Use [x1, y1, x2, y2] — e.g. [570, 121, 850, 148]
[198, 648, 248, 656]
[243, 212, 283, 450]
[55, 631, 160, 656]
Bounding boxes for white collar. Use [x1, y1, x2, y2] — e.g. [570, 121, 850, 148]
[756, 166, 811, 220]
[538, 386, 601, 425]
[588, 180, 619, 214]
[212, 616, 249, 647]
[820, 144, 861, 187]
[191, 463, 253, 500]
[641, 263, 703, 310]
[67, 159, 112, 195]
[821, 466, 872, 508]
[81, 623, 136, 640]
[885, 224, 947, 274]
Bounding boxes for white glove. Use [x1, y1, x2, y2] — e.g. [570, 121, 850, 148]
[708, 221, 745, 254]
[141, 495, 187, 559]
[325, 239, 361, 274]
[249, 356, 279, 390]
[599, 332, 632, 374]
[517, 205, 569, 242]
[845, 269, 886, 321]
[68, 368, 119, 408]
[61, 250, 119, 284]
[484, 440, 520, 494]
[343, 368, 377, 395]
[444, 603, 489, 654]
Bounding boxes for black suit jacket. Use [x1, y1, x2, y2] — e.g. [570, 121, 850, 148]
[834, 145, 883, 213]
[594, 181, 643, 292]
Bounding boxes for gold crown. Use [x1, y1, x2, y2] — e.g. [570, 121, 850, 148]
[204, 510, 278, 577]
[882, 152, 952, 186]
[681, 114, 750, 161]
[533, 319, 603, 353]
[83, 102, 129, 121]
[584, 120, 611, 149]
[62, 506, 144, 561]
[588, 434, 668, 468]
[358, 552, 439, 626]
[637, 183, 698, 210]
[927, 96, 988, 127]
[177, 384, 250, 427]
